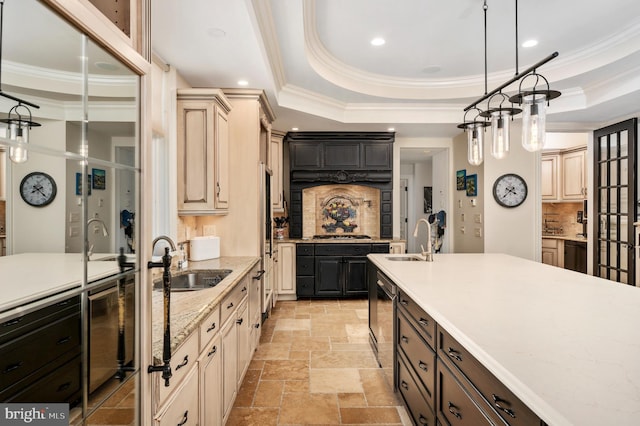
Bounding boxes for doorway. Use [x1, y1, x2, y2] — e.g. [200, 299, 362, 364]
[593, 118, 637, 285]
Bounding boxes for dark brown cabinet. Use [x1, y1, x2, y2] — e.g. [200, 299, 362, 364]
[0, 296, 81, 405]
[296, 243, 389, 298]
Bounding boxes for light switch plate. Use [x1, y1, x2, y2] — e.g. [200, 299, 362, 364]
[474, 227, 482, 237]
[461, 213, 465, 222]
[474, 213, 482, 223]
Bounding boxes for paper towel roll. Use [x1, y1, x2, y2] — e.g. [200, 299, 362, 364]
[189, 236, 220, 261]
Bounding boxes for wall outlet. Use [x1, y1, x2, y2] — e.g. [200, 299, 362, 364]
[474, 213, 482, 223]
[458, 199, 462, 208]
[470, 198, 476, 207]
[460, 226, 465, 234]
[203, 225, 216, 235]
[474, 227, 482, 237]
[69, 226, 79, 237]
[69, 212, 80, 223]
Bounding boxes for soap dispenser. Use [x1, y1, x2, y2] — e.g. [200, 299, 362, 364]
[178, 243, 188, 269]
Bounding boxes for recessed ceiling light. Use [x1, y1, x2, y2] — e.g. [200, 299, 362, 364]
[292, 127, 299, 131]
[522, 39, 538, 48]
[388, 127, 395, 131]
[370, 37, 385, 46]
[237, 80, 249, 86]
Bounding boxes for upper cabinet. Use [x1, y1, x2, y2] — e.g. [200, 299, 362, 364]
[542, 147, 587, 202]
[177, 89, 232, 215]
[270, 131, 285, 212]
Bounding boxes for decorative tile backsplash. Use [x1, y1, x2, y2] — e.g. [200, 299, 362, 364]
[303, 184, 380, 238]
[543, 202, 584, 236]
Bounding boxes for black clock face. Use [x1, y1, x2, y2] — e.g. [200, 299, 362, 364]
[493, 173, 528, 208]
[20, 172, 57, 207]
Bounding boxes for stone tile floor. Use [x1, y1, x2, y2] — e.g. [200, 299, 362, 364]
[227, 299, 411, 426]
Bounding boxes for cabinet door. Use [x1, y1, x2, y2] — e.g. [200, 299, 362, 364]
[344, 256, 368, 296]
[290, 142, 322, 169]
[270, 132, 284, 211]
[363, 143, 392, 170]
[236, 301, 251, 387]
[315, 256, 343, 296]
[214, 107, 230, 209]
[156, 367, 199, 426]
[200, 335, 221, 426]
[221, 318, 238, 421]
[277, 243, 296, 295]
[177, 100, 215, 213]
[541, 248, 557, 266]
[541, 154, 559, 201]
[562, 149, 586, 200]
[324, 143, 360, 168]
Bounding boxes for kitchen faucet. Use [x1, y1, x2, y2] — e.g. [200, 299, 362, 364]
[413, 218, 434, 262]
[151, 235, 181, 269]
[87, 217, 109, 259]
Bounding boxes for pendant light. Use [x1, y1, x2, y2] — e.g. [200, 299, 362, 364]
[509, 73, 561, 152]
[480, 93, 521, 159]
[457, 108, 489, 166]
[0, 0, 41, 163]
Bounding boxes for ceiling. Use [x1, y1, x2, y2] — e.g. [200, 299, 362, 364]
[151, 0, 640, 139]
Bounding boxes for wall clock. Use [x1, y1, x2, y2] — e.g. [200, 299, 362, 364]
[492, 173, 528, 208]
[20, 172, 57, 207]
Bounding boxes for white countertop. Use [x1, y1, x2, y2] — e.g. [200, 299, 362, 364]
[369, 253, 640, 426]
[0, 253, 126, 314]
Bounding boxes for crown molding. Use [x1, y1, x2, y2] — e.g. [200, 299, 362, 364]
[247, 0, 287, 92]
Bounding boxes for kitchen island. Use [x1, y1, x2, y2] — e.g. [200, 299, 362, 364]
[368, 253, 640, 426]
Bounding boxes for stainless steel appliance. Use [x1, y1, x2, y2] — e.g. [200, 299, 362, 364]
[260, 163, 273, 318]
[88, 275, 135, 393]
[370, 269, 396, 390]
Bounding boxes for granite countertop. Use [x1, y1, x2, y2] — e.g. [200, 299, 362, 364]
[151, 256, 260, 363]
[542, 234, 587, 242]
[369, 253, 640, 426]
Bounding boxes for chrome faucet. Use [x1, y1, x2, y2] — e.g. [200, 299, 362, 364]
[87, 218, 109, 259]
[152, 235, 177, 255]
[413, 218, 434, 262]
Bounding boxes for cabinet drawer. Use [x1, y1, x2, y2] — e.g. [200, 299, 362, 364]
[296, 256, 314, 275]
[297, 276, 315, 297]
[297, 244, 314, 256]
[371, 243, 390, 253]
[397, 310, 436, 408]
[1, 312, 80, 390]
[0, 296, 80, 344]
[157, 332, 198, 407]
[156, 367, 199, 426]
[315, 243, 371, 256]
[221, 278, 248, 325]
[397, 351, 436, 426]
[438, 326, 539, 426]
[437, 362, 493, 426]
[541, 238, 558, 249]
[199, 305, 221, 352]
[398, 290, 436, 349]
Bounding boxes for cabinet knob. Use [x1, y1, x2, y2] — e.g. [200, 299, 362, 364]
[418, 415, 429, 425]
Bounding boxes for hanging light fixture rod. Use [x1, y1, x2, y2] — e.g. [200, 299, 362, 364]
[463, 51, 558, 112]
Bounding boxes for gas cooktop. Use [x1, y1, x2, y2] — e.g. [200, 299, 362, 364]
[313, 235, 372, 240]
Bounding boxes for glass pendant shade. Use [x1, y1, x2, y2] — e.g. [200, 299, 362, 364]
[490, 111, 510, 159]
[521, 94, 547, 152]
[467, 124, 484, 166]
[8, 121, 28, 163]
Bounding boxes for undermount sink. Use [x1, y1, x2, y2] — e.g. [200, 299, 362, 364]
[153, 269, 232, 292]
[386, 256, 423, 262]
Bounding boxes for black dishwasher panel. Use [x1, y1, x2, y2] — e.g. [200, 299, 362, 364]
[564, 240, 587, 274]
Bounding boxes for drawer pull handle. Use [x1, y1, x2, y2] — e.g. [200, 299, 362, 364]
[418, 361, 428, 371]
[418, 317, 429, 326]
[236, 318, 244, 325]
[448, 402, 462, 419]
[56, 300, 72, 307]
[418, 415, 429, 425]
[401, 335, 409, 344]
[254, 323, 260, 329]
[175, 355, 189, 371]
[208, 345, 217, 357]
[242, 286, 247, 292]
[207, 323, 216, 333]
[227, 302, 234, 309]
[4, 361, 23, 374]
[400, 380, 409, 391]
[57, 382, 71, 392]
[253, 270, 265, 280]
[400, 299, 409, 306]
[2, 317, 22, 327]
[177, 410, 188, 426]
[57, 336, 72, 345]
[492, 394, 517, 418]
[447, 348, 463, 362]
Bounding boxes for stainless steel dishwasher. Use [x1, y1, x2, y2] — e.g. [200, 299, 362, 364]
[375, 270, 396, 391]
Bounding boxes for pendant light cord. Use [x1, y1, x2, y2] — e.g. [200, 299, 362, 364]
[483, 0, 488, 96]
[0, 0, 4, 93]
[515, 0, 519, 76]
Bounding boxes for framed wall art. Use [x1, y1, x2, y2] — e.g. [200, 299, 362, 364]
[466, 174, 477, 197]
[92, 168, 106, 190]
[456, 169, 466, 190]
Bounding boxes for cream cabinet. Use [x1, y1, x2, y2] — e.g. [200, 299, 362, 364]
[541, 154, 559, 201]
[389, 241, 406, 254]
[199, 334, 221, 426]
[276, 243, 296, 301]
[154, 367, 199, 426]
[542, 238, 564, 268]
[221, 312, 237, 422]
[248, 264, 262, 353]
[176, 89, 232, 215]
[270, 130, 285, 212]
[562, 148, 587, 200]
